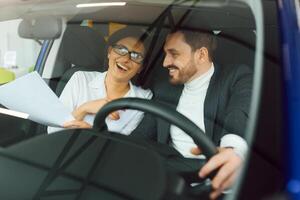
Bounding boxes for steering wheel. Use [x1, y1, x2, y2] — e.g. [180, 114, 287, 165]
[93, 97, 217, 160]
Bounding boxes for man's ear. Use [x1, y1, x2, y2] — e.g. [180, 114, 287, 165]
[194, 47, 209, 64]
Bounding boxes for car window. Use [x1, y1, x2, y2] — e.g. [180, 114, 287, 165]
[0, 0, 286, 200]
[32, 1, 260, 198]
[0, 19, 41, 84]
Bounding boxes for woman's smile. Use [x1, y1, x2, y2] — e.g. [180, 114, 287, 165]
[116, 62, 129, 72]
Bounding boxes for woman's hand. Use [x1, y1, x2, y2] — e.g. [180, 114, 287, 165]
[108, 111, 120, 120]
[63, 120, 92, 129]
[72, 98, 109, 120]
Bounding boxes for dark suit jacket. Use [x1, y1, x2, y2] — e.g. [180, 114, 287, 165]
[132, 64, 253, 146]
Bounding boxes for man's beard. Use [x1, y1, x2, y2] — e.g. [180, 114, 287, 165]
[167, 65, 182, 85]
[167, 60, 198, 85]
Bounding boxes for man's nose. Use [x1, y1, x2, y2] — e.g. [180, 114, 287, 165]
[163, 54, 171, 67]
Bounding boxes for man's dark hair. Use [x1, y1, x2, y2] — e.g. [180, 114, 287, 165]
[179, 29, 217, 61]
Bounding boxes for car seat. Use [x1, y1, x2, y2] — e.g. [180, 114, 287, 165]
[54, 23, 107, 96]
[214, 29, 256, 68]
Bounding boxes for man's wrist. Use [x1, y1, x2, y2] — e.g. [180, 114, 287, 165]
[220, 134, 248, 160]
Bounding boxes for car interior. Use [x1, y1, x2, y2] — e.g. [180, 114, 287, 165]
[0, 0, 284, 199]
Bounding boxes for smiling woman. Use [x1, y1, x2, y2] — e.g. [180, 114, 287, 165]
[107, 28, 146, 83]
[48, 27, 153, 134]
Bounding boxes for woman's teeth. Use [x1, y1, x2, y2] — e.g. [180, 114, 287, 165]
[117, 63, 128, 71]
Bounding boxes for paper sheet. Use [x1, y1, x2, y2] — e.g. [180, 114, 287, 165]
[0, 71, 74, 127]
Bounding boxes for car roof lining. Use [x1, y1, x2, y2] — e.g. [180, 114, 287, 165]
[68, 2, 256, 29]
[50, 0, 262, 91]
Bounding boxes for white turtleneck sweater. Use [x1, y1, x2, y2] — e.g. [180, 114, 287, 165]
[170, 63, 247, 159]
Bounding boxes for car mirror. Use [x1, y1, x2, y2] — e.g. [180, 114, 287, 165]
[18, 15, 62, 40]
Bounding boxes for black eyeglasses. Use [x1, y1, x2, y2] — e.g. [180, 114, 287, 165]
[112, 44, 144, 64]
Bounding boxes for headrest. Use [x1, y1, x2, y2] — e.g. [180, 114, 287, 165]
[18, 15, 62, 40]
[57, 24, 107, 68]
[214, 29, 256, 67]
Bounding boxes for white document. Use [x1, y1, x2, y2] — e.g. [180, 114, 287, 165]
[0, 71, 74, 127]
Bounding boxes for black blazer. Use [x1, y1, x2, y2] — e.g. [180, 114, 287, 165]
[132, 64, 253, 146]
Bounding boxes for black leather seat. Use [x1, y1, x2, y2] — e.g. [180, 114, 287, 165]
[214, 29, 256, 68]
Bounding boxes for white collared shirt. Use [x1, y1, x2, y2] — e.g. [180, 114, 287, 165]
[48, 71, 153, 134]
[170, 63, 248, 159]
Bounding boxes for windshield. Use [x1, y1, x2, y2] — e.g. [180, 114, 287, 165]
[0, 0, 275, 200]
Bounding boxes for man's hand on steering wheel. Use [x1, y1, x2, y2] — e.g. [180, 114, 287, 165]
[191, 146, 243, 199]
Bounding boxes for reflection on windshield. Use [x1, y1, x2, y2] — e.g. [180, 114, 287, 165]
[0, 0, 266, 199]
